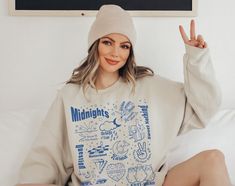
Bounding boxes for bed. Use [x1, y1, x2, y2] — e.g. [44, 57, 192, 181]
[0, 107, 235, 185]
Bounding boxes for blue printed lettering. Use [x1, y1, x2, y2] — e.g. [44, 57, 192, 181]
[138, 105, 151, 139]
[76, 144, 86, 169]
[71, 107, 109, 122]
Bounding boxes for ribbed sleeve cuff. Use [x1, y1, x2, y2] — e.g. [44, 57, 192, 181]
[185, 44, 209, 58]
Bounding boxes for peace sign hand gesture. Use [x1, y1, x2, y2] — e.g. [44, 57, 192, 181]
[179, 19, 207, 49]
[136, 142, 147, 160]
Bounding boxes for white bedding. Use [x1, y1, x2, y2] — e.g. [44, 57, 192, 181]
[0, 109, 234, 185]
[167, 109, 235, 183]
[0, 109, 47, 186]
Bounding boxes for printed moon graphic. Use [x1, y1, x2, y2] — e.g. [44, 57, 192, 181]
[112, 140, 129, 155]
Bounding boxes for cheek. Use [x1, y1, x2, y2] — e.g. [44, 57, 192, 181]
[121, 51, 130, 62]
[98, 44, 110, 57]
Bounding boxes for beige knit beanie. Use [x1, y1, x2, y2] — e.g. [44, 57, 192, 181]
[88, 4, 137, 49]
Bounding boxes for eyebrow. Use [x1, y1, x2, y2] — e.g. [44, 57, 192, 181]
[101, 36, 131, 45]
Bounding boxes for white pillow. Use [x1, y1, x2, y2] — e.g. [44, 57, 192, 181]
[167, 109, 235, 184]
[0, 108, 46, 186]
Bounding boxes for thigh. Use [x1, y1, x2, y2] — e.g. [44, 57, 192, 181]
[163, 152, 203, 186]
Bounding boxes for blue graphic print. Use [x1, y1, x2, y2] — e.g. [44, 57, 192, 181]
[71, 100, 153, 185]
[95, 178, 107, 184]
[128, 120, 145, 142]
[99, 119, 120, 140]
[138, 105, 151, 139]
[75, 144, 86, 169]
[93, 159, 107, 174]
[133, 142, 151, 163]
[111, 140, 130, 160]
[75, 122, 98, 141]
[71, 107, 109, 122]
[126, 165, 155, 185]
[106, 163, 126, 181]
[118, 101, 138, 122]
[88, 142, 109, 158]
[99, 119, 121, 131]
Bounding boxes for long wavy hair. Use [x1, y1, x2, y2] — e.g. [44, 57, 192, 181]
[67, 39, 154, 95]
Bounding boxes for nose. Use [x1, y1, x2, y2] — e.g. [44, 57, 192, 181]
[111, 45, 119, 58]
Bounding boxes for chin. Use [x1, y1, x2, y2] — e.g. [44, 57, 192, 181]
[100, 64, 124, 74]
[103, 67, 120, 74]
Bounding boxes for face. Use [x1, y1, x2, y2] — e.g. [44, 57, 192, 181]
[98, 33, 131, 75]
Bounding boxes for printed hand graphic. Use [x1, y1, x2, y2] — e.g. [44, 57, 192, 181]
[119, 101, 137, 122]
[144, 165, 155, 181]
[136, 165, 147, 182]
[126, 168, 137, 183]
[136, 142, 148, 160]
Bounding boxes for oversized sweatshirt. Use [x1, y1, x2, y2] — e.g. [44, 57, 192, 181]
[18, 45, 221, 186]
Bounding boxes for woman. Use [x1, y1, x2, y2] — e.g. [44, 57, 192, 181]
[17, 4, 231, 186]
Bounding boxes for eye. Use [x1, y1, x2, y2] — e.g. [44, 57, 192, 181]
[121, 45, 130, 49]
[102, 40, 112, 46]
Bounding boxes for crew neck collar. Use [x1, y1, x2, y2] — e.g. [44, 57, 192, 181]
[89, 77, 123, 94]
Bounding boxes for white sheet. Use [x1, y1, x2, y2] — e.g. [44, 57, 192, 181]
[167, 109, 235, 183]
[0, 109, 234, 185]
[0, 109, 46, 186]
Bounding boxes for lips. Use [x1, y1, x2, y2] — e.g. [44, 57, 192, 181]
[105, 58, 119, 65]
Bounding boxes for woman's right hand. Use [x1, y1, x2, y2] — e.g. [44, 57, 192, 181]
[179, 19, 207, 49]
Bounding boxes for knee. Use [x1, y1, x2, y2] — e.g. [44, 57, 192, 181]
[200, 149, 225, 165]
[202, 149, 225, 159]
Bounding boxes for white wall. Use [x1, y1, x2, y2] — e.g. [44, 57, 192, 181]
[1, 0, 235, 111]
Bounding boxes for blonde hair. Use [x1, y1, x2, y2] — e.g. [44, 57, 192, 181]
[67, 39, 154, 94]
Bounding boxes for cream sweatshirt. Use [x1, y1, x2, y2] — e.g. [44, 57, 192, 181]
[18, 45, 221, 186]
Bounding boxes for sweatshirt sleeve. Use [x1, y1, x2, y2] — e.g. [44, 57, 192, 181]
[178, 44, 222, 135]
[17, 90, 73, 185]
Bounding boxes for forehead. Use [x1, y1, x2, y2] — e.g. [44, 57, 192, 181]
[101, 33, 130, 43]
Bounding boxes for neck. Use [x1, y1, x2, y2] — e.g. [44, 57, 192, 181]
[95, 70, 119, 90]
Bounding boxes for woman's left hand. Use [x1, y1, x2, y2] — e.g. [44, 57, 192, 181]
[179, 19, 207, 49]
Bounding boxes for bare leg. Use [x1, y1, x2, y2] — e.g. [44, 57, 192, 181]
[163, 149, 231, 186]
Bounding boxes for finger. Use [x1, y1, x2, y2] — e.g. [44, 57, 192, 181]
[190, 19, 196, 40]
[198, 44, 204, 48]
[138, 143, 143, 149]
[197, 35, 207, 48]
[179, 25, 189, 43]
[143, 142, 146, 149]
[197, 35, 205, 45]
